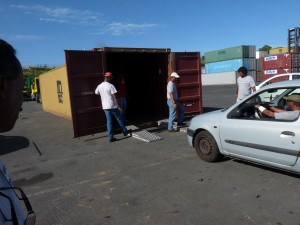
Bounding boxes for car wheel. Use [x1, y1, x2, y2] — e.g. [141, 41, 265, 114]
[194, 131, 221, 162]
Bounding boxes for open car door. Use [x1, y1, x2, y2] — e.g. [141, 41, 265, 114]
[65, 50, 106, 138]
[172, 52, 202, 116]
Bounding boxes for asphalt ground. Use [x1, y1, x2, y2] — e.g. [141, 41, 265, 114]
[1, 84, 300, 225]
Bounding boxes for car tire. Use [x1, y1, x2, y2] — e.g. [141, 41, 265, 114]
[194, 131, 221, 162]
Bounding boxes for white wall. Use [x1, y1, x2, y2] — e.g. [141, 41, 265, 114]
[202, 71, 236, 85]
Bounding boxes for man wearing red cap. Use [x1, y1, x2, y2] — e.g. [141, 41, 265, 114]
[95, 72, 130, 142]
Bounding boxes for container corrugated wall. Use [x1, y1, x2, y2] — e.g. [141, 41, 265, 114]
[205, 58, 256, 73]
[204, 45, 256, 63]
[39, 65, 72, 119]
[261, 53, 291, 69]
[269, 47, 288, 55]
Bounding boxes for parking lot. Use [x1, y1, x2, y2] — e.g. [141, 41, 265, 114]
[1, 85, 300, 225]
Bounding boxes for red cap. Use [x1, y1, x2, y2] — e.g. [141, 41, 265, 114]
[104, 72, 112, 77]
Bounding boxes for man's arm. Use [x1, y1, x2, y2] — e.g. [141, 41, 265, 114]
[169, 92, 177, 109]
[169, 92, 174, 103]
[255, 105, 275, 117]
[269, 106, 286, 113]
[255, 105, 286, 118]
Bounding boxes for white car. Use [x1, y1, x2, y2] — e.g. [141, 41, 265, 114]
[255, 73, 300, 102]
[0, 161, 36, 225]
[187, 80, 300, 174]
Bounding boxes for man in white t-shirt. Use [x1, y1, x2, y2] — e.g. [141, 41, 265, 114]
[255, 94, 300, 120]
[167, 72, 185, 132]
[95, 72, 130, 142]
[236, 66, 256, 102]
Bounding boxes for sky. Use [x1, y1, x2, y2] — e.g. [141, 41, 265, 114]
[1, 0, 300, 67]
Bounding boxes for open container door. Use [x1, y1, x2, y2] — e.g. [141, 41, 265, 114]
[65, 50, 106, 138]
[171, 52, 202, 116]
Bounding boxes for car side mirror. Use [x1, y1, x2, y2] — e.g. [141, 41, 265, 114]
[227, 108, 241, 118]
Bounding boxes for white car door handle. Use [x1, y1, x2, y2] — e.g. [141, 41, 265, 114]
[281, 131, 295, 136]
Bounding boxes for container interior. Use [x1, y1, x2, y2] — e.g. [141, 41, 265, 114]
[105, 52, 169, 123]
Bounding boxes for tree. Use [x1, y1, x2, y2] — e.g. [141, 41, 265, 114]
[23, 65, 54, 78]
[259, 45, 272, 52]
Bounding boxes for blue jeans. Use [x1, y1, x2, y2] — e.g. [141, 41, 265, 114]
[104, 108, 128, 140]
[167, 99, 184, 130]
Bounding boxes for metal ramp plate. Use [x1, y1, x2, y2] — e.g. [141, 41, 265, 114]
[126, 125, 163, 143]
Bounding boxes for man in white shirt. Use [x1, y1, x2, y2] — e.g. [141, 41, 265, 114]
[236, 66, 256, 102]
[167, 72, 185, 132]
[95, 72, 130, 142]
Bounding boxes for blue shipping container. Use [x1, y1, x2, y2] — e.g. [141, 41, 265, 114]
[205, 58, 256, 74]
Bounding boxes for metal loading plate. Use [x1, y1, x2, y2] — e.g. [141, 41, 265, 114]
[126, 125, 163, 143]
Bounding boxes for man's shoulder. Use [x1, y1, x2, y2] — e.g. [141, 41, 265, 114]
[99, 82, 112, 87]
[246, 75, 254, 80]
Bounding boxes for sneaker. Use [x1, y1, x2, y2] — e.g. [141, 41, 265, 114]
[109, 138, 117, 142]
[168, 129, 178, 133]
[123, 129, 132, 137]
[177, 122, 186, 126]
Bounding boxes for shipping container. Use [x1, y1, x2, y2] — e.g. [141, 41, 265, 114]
[63, 47, 201, 138]
[261, 68, 291, 77]
[256, 71, 261, 82]
[205, 58, 256, 74]
[261, 53, 291, 69]
[256, 58, 261, 71]
[269, 47, 288, 55]
[39, 65, 72, 119]
[269, 46, 300, 55]
[204, 45, 256, 63]
[256, 50, 268, 59]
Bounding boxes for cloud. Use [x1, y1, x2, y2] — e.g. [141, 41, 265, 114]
[96, 22, 158, 36]
[10, 4, 159, 36]
[11, 35, 45, 41]
[10, 4, 102, 25]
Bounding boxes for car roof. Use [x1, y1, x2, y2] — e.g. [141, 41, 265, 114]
[257, 73, 300, 87]
[259, 79, 300, 90]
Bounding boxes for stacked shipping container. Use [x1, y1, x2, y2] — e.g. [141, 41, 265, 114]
[260, 53, 300, 81]
[204, 45, 257, 82]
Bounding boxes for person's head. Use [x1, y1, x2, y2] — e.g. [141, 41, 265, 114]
[283, 94, 300, 109]
[170, 72, 180, 82]
[0, 39, 23, 133]
[104, 71, 113, 82]
[237, 66, 248, 77]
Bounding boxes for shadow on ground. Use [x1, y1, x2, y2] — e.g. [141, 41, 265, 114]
[0, 135, 30, 155]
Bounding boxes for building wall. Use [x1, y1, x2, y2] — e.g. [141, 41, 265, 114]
[202, 72, 236, 85]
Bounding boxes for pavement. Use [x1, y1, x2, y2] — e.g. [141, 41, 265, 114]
[1, 85, 300, 225]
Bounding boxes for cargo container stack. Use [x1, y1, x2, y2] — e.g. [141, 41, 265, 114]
[260, 52, 300, 81]
[204, 45, 256, 83]
[255, 51, 268, 82]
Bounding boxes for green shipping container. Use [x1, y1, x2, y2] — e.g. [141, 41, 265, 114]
[204, 45, 256, 63]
